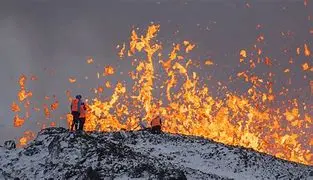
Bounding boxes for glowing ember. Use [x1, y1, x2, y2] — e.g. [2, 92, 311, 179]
[13, 115, 24, 127]
[296, 47, 301, 55]
[264, 57, 272, 66]
[105, 81, 112, 88]
[284, 69, 290, 73]
[50, 101, 59, 111]
[30, 75, 38, 81]
[304, 44, 311, 57]
[87, 57, 94, 64]
[104, 66, 115, 76]
[11, 101, 20, 112]
[257, 35, 264, 42]
[183, 41, 196, 53]
[18, 130, 35, 147]
[205, 60, 214, 66]
[43, 104, 50, 119]
[18, 75, 33, 101]
[302, 63, 310, 71]
[240, 49, 247, 62]
[69, 77, 76, 83]
[19, 137, 27, 146]
[118, 43, 126, 58]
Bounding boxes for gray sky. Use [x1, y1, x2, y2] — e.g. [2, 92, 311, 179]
[0, 0, 312, 143]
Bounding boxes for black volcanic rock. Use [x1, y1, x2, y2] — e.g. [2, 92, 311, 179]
[4, 140, 16, 150]
[0, 127, 312, 180]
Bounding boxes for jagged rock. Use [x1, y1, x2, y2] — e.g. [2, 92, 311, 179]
[48, 135, 61, 161]
[4, 140, 16, 150]
[158, 169, 187, 180]
[85, 166, 101, 180]
[23, 146, 40, 156]
[0, 127, 312, 180]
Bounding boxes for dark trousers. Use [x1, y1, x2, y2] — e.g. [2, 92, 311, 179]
[71, 111, 80, 131]
[78, 118, 85, 131]
[151, 125, 161, 134]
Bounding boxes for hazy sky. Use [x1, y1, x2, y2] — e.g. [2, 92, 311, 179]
[0, 0, 312, 143]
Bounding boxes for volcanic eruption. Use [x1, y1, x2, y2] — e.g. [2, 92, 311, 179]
[9, 23, 313, 167]
[2, 1, 311, 172]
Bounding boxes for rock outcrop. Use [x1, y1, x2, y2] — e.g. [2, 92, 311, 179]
[0, 127, 312, 180]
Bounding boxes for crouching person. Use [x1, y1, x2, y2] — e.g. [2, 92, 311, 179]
[78, 102, 87, 131]
[151, 115, 162, 134]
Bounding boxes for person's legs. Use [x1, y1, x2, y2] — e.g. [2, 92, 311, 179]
[72, 112, 80, 131]
[81, 118, 85, 131]
[77, 118, 83, 130]
[151, 126, 159, 134]
[156, 125, 161, 134]
[151, 126, 155, 134]
[75, 119, 80, 130]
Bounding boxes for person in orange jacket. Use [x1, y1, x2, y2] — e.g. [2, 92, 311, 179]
[70, 95, 82, 131]
[78, 102, 87, 131]
[151, 115, 162, 134]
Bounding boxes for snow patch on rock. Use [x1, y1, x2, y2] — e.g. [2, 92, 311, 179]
[0, 127, 312, 180]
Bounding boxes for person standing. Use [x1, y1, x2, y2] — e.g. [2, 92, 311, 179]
[70, 95, 82, 131]
[78, 102, 87, 131]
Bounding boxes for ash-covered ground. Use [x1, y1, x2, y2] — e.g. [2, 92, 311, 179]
[0, 127, 312, 180]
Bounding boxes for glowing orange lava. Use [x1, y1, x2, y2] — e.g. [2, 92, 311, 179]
[11, 25, 313, 166]
[83, 25, 312, 166]
[18, 131, 35, 147]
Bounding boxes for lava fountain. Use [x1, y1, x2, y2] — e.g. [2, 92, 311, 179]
[12, 24, 313, 166]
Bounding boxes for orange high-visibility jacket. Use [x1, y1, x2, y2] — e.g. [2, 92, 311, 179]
[79, 105, 86, 118]
[151, 116, 161, 127]
[71, 99, 79, 112]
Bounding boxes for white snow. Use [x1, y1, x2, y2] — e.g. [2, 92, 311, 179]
[0, 128, 312, 180]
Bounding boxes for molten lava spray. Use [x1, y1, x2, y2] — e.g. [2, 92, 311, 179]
[12, 25, 313, 166]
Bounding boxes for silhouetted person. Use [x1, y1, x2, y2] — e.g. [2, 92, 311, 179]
[78, 102, 87, 131]
[70, 95, 82, 131]
[151, 115, 162, 134]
